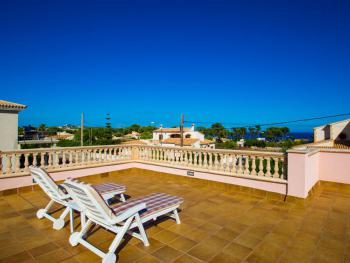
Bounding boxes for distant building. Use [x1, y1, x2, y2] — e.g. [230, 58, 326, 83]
[23, 125, 45, 140]
[153, 124, 215, 148]
[124, 131, 141, 140]
[45, 131, 74, 140]
[236, 139, 245, 147]
[0, 100, 27, 151]
[294, 119, 350, 149]
[60, 124, 79, 130]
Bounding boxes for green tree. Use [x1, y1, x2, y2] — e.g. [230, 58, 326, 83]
[210, 123, 227, 139]
[38, 124, 47, 131]
[129, 124, 141, 132]
[105, 113, 112, 140]
[140, 131, 152, 139]
[248, 127, 255, 139]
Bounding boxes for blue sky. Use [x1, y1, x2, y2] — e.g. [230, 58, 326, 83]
[1, 0, 349, 131]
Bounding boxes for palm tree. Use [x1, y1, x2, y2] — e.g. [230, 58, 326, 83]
[38, 124, 46, 131]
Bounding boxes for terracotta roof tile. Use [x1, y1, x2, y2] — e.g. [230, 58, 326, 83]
[200, 139, 215, 145]
[0, 100, 27, 109]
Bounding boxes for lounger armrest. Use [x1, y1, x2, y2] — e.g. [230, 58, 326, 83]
[112, 203, 147, 223]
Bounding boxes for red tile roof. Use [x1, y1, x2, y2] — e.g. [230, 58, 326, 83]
[0, 100, 27, 110]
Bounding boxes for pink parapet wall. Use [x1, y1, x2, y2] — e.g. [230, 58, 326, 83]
[0, 163, 134, 191]
[287, 149, 320, 198]
[319, 150, 350, 184]
[287, 148, 350, 198]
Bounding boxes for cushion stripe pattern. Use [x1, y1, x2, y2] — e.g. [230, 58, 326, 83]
[110, 193, 183, 219]
[92, 182, 126, 194]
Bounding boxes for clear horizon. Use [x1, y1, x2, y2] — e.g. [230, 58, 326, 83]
[1, 0, 349, 132]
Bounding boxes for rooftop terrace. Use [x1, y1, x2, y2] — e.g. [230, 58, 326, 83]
[1, 168, 350, 263]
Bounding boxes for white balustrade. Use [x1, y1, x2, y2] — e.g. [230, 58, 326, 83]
[0, 145, 286, 182]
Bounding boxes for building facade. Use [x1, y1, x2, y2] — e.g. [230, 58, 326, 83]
[0, 100, 27, 151]
[152, 124, 215, 148]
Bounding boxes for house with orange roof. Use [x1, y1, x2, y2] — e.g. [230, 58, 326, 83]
[153, 124, 215, 148]
[0, 100, 27, 151]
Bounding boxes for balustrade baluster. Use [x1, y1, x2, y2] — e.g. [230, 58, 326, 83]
[188, 151, 192, 166]
[266, 157, 272, 177]
[62, 151, 67, 166]
[197, 152, 202, 168]
[202, 152, 207, 168]
[237, 155, 243, 174]
[219, 154, 225, 171]
[208, 152, 213, 169]
[251, 156, 257, 176]
[244, 156, 250, 175]
[23, 153, 29, 172]
[14, 154, 20, 174]
[273, 157, 279, 178]
[258, 157, 264, 176]
[68, 151, 72, 166]
[6, 154, 12, 174]
[213, 153, 218, 170]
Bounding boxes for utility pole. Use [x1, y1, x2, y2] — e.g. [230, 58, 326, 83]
[80, 112, 84, 146]
[180, 114, 184, 147]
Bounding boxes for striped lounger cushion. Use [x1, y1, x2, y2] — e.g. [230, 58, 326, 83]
[92, 182, 126, 195]
[110, 193, 183, 219]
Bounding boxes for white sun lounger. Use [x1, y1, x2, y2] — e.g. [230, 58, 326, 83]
[63, 178, 183, 263]
[29, 166, 126, 233]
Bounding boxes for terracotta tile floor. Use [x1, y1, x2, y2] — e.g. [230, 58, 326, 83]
[1, 168, 350, 263]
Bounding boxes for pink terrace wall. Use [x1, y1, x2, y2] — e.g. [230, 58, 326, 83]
[0, 163, 134, 191]
[319, 151, 350, 183]
[288, 149, 350, 198]
[287, 149, 319, 198]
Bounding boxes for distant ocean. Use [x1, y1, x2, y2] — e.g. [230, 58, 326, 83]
[289, 132, 313, 141]
[242, 132, 313, 141]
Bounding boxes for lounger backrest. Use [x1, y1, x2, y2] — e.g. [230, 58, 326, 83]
[29, 166, 66, 202]
[63, 179, 115, 224]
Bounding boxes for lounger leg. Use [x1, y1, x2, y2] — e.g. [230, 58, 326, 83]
[173, 209, 181, 224]
[135, 214, 150, 246]
[69, 208, 74, 233]
[36, 200, 54, 219]
[53, 206, 70, 230]
[81, 212, 86, 228]
[107, 216, 134, 255]
[120, 193, 126, 202]
[69, 219, 93, 246]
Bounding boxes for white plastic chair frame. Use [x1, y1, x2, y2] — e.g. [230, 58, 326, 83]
[29, 166, 125, 233]
[63, 179, 181, 263]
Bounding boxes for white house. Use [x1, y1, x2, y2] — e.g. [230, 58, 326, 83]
[0, 100, 27, 151]
[152, 124, 215, 148]
[124, 131, 141, 140]
[294, 119, 350, 150]
[313, 119, 350, 147]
